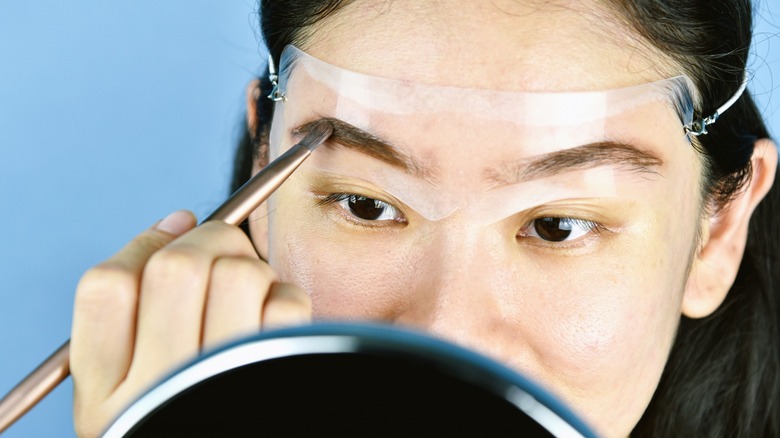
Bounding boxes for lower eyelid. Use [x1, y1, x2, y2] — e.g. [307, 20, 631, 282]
[335, 207, 407, 229]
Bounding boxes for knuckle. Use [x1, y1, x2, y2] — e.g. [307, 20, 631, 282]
[201, 220, 243, 237]
[131, 231, 171, 255]
[246, 258, 277, 282]
[73, 416, 98, 438]
[73, 404, 112, 438]
[283, 287, 313, 311]
[264, 304, 311, 329]
[214, 256, 277, 284]
[201, 221, 255, 249]
[79, 262, 134, 287]
[266, 285, 312, 319]
[75, 264, 137, 314]
[145, 245, 204, 279]
[268, 299, 309, 320]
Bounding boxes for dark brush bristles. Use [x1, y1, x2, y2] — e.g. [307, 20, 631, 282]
[297, 120, 334, 152]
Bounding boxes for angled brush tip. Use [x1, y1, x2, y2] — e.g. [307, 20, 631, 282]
[298, 120, 334, 152]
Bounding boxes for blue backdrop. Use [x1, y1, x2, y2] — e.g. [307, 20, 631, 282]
[0, 2, 778, 436]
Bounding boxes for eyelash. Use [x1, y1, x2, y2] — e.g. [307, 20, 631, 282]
[317, 192, 408, 228]
[518, 217, 607, 248]
[316, 192, 608, 246]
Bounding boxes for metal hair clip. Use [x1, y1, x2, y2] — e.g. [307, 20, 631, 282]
[684, 73, 749, 136]
[267, 54, 287, 102]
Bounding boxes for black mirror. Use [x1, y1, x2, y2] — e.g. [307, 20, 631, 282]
[104, 323, 597, 437]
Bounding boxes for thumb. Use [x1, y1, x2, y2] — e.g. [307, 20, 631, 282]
[154, 209, 197, 236]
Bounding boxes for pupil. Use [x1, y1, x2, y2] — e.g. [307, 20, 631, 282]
[348, 195, 385, 220]
[534, 218, 572, 242]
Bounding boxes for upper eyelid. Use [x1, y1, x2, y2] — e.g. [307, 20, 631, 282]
[316, 192, 396, 208]
[519, 203, 614, 224]
[316, 192, 402, 214]
[335, 194, 403, 217]
[522, 217, 603, 232]
[316, 192, 347, 207]
[313, 182, 409, 211]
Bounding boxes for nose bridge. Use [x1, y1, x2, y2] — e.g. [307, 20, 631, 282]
[398, 220, 512, 350]
[436, 222, 496, 289]
[427, 217, 497, 281]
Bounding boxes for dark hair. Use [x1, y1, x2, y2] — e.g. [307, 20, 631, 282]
[608, 2, 780, 435]
[233, 1, 779, 434]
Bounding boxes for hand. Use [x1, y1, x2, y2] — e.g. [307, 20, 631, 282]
[70, 210, 311, 437]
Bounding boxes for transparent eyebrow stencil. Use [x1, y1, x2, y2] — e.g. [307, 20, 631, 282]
[268, 45, 698, 225]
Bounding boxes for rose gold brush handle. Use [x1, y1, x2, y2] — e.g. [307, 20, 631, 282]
[204, 143, 311, 224]
[0, 342, 70, 432]
[0, 122, 333, 434]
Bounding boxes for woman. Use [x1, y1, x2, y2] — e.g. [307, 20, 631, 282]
[70, 0, 779, 436]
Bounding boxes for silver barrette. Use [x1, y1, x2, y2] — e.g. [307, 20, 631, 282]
[267, 54, 287, 102]
[685, 73, 748, 136]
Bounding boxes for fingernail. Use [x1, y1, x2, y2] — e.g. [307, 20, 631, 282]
[155, 210, 195, 235]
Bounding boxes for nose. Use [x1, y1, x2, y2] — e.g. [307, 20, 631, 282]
[393, 223, 528, 365]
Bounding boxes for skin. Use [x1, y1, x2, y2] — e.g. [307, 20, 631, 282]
[70, 1, 778, 437]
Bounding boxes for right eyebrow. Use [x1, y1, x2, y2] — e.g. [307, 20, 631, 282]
[293, 117, 430, 177]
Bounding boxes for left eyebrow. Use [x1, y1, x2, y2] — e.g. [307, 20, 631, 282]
[483, 141, 664, 186]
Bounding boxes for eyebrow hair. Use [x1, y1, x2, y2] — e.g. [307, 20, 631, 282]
[293, 117, 427, 176]
[483, 142, 664, 187]
[295, 117, 664, 186]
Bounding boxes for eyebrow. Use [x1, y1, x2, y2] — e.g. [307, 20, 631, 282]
[294, 117, 426, 176]
[294, 117, 664, 186]
[483, 141, 664, 187]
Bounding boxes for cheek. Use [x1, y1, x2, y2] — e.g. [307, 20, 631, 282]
[276, 235, 418, 320]
[526, 205, 697, 433]
[539, 262, 680, 379]
[266, 193, 420, 320]
[512, 239, 685, 436]
[262, 164, 701, 436]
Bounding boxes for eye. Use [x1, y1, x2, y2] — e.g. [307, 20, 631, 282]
[520, 217, 600, 242]
[340, 195, 400, 221]
[320, 193, 406, 223]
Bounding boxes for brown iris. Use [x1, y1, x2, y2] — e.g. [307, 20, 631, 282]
[347, 195, 386, 220]
[533, 218, 574, 242]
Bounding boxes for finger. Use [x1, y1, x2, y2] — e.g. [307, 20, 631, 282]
[261, 282, 312, 330]
[202, 256, 276, 351]
[71, 210, 196, 401]
[106, 209, 197, 271]
[129, 221, 260, 385]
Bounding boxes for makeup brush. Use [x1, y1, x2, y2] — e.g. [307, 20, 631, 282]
[0, 121, 334, 433]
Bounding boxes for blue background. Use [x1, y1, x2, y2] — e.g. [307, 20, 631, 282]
[0, 2, 778, 436]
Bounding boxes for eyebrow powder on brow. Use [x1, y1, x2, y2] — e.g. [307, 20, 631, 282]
[483, 141, 664, 186]
[294, 117, 412, 170]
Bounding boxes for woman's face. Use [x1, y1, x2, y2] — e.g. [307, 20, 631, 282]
[250, 1, 705, 435]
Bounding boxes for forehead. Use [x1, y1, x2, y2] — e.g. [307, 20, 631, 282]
[269, 1, 700, 224]
[270, 43, 696, 223]
[299, 0, 678, 93]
